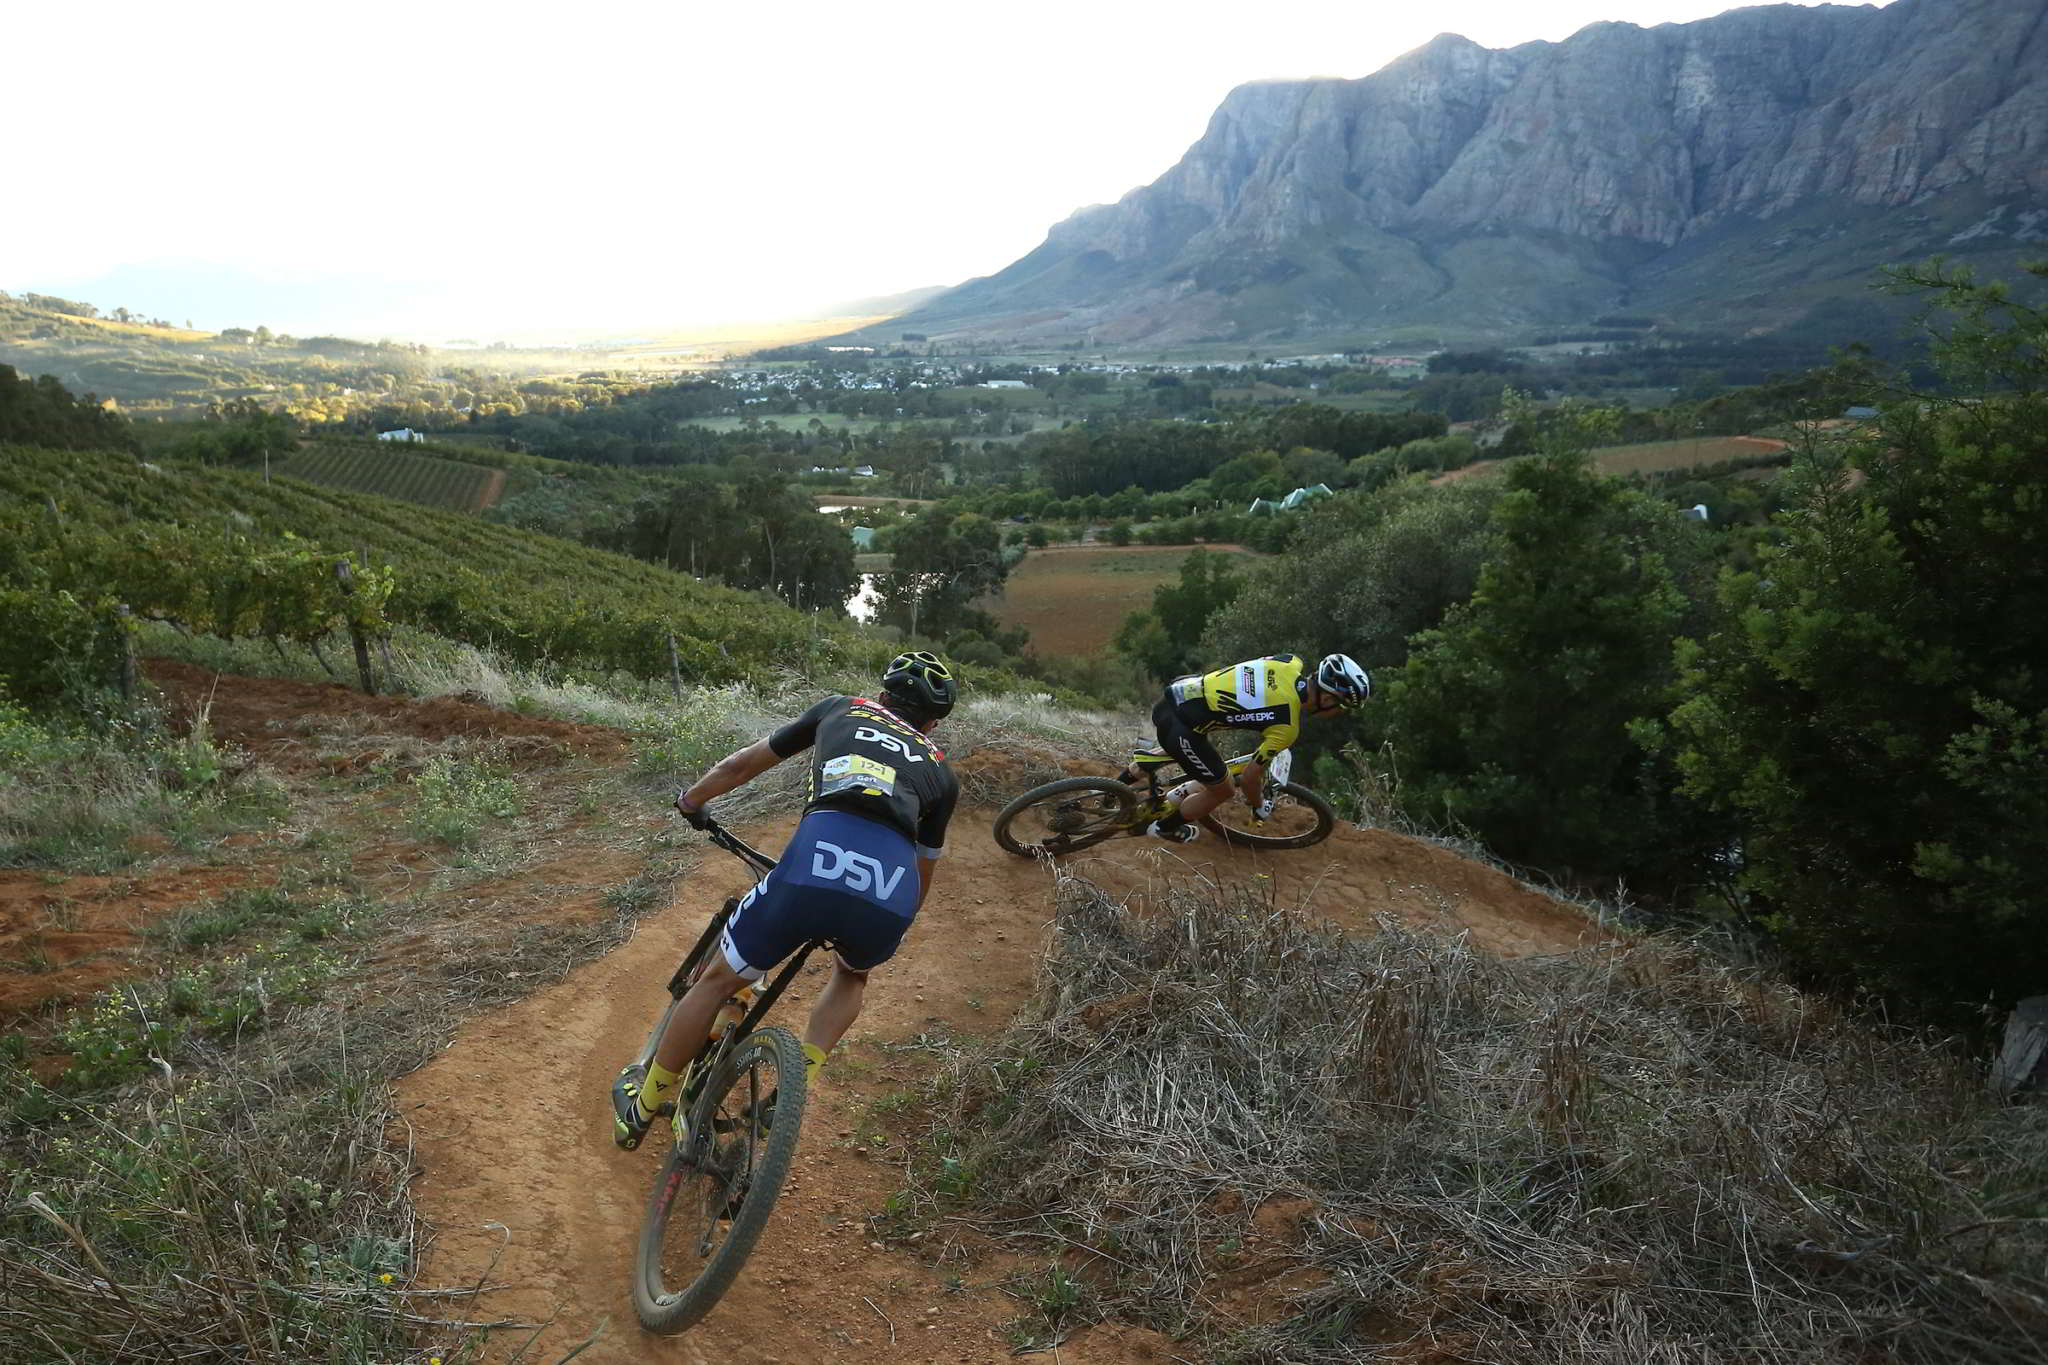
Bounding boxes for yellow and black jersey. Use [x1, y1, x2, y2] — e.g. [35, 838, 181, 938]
[1166, 654, 1306, 765]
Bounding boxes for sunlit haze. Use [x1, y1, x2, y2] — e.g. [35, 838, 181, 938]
[11, 0, 1893, 342]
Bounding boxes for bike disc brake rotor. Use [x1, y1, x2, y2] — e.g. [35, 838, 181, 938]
[1071, 790, 1132, 828]
[1048, 801, 1093, 833]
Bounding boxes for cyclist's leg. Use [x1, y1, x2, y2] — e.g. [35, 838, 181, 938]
[800, 889, 915, 1057]
[801, 961, 868, 1084]
[779, 811, 919, 1084]
[632, 875, 800, 1117]
[653, 956, 755, 1077]
[1156, 703, 1230, 824]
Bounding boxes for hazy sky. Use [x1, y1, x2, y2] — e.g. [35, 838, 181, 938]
[11, 0, 1892, 341]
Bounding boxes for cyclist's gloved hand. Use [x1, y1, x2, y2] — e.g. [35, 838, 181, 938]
[675, 793, 711, 830]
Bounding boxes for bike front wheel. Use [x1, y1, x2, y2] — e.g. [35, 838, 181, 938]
[1202, 781, 1337, 851]
[632, 1026, 807, 1334]
[992, 777, 1137, 857]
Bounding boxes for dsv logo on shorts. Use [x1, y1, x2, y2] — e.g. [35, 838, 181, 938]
[854, 726, 926, 762]
[810, 840, 906, 898]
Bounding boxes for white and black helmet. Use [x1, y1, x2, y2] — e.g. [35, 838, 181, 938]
[1314, 653, 1372, 707]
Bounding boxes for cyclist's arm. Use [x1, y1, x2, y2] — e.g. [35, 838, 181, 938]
[912, 769, 959, 911]
[677, 737, 783, 811]
[678, 695, 838, 813]
[1243, 716, 1300, 803]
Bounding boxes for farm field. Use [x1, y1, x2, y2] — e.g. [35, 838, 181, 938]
[810, 494, 933, 510]
[676, 412, 885, 433]
[987, 543, 1254, 656]
[274, 442, 508, 511]
[1590, 435, 1789, 474]
[1433, 434, 1791, 486]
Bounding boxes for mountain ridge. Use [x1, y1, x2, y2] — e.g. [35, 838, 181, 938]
[871, 0, 2048, 348]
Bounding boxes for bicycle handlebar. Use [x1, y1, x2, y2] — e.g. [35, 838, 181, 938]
[700, 814, 777, 878]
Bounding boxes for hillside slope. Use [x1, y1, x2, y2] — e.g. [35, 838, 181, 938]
[274, 441, 510, 512]
[0, 445, 875, 683]
[875, 0, 2048, 347]
[403, 761, 1603, 1364]
[12, 661, 2035, 1363]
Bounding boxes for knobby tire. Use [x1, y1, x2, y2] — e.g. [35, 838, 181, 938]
[1202, 780, 1336, 850]
[631, 1026, 808, 1334]
[992, 776, 1136, 857]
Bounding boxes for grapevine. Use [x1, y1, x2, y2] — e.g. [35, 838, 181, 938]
[0, 444, 886, 692]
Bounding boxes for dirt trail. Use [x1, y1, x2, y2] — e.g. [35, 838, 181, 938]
[11, 660, 1607, 1360]
[401, 815, 1607, 1364]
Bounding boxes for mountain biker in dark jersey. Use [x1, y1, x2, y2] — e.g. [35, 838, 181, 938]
[1144, 652, 1370, 844]
[611, 652, 960, 1148]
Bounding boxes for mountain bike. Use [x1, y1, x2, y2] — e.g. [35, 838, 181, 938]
[992, 743, 1336, 857]
[620, 817, 818, 1334]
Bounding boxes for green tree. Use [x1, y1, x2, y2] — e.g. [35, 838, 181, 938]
[1280, 446, 1345, 488]
[1116, 548, 1244, 681]
[1207, 450, 1286, 504]
[1207, 478, 1503, 675]
[879, 508, 1009, 637]
[1377, 402, 1717, 889]
[1670, 262, 2048, 1016]
[0, 366, 135, 452]
[176, 396, 299, 472]
[606, 472, 854, 611]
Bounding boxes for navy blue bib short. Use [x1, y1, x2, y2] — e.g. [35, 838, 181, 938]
[720, 808, 920, 978]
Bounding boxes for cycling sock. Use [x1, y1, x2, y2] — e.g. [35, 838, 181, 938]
[802, 1042, 828, 1089]
[638, 1060, 681, 1120]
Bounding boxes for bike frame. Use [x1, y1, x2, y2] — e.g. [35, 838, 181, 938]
[638, 817, 828, 1110]
[1121, 745, 1293, 821]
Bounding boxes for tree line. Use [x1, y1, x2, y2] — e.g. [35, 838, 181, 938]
[1131, 264, 2047, 1029]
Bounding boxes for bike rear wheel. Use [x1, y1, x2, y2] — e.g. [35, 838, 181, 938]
[993, 777, 1137, 857]
[632, 1026, 807, 1334]
[1202, 781, 1337, 851]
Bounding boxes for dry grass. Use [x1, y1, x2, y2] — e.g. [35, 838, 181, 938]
[911, 874, 2048, 1362]
[0, 711, 701, 1363]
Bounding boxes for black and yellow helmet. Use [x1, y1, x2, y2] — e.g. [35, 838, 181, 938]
[881, 651, 957, 723]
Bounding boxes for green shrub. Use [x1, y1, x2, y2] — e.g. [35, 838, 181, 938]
[631, 698, 742, 782]
[32, 942, 337, 1102]
[0, 703, 285, 869]
[406, 754, 523, 846]
[1672, 262, 2048, 1016]
[0, 586, 130, 709]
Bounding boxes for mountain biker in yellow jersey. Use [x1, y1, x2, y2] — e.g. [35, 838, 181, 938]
[611, 652, 960, 1149]
[1143, 652, 1370, 844]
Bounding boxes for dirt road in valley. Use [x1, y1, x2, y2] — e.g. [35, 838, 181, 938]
[400, 812, 1608, 1364]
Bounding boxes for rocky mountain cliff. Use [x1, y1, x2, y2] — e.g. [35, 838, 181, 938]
[881, 0, 2048, 348]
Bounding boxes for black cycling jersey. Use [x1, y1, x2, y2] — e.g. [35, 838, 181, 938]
[767, 695, 959, 856]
